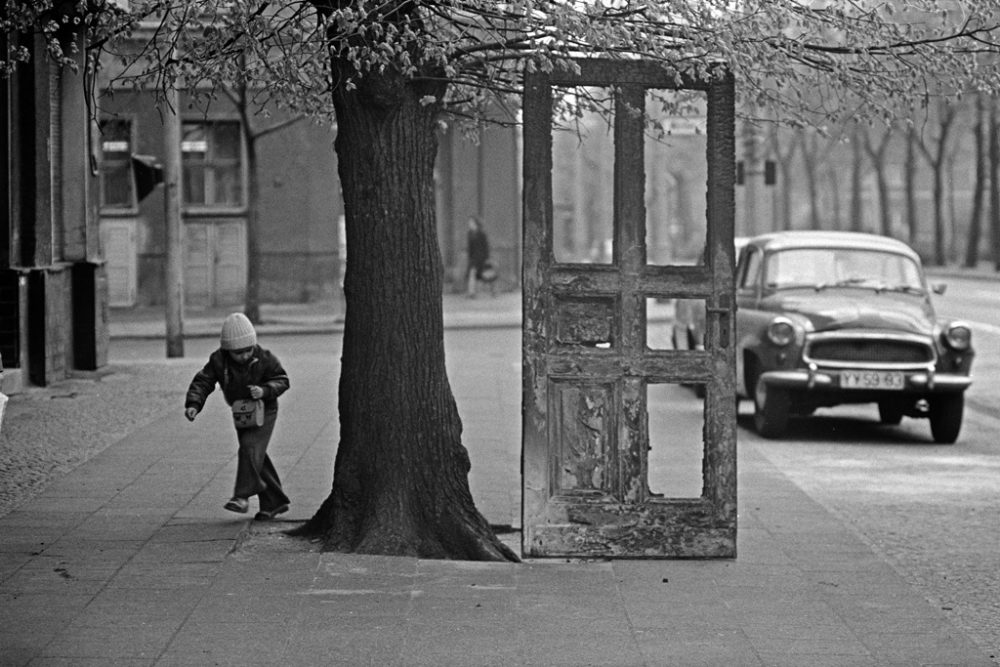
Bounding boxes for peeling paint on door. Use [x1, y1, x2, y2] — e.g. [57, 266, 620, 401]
[522, 59, 737, 559]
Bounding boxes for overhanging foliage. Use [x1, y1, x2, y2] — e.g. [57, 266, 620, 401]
[5, 1, 1000, 127]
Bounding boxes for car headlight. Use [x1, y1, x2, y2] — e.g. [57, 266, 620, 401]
[767, 317, 796, 347]
[943, 322, 972, 351]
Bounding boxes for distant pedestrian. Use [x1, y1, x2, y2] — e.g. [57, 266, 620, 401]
[184, 313, 291, 520]
[466, 216, 496, 297]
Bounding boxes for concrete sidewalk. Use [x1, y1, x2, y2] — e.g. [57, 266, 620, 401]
[1, 327, 995, 666]
[108, 290, 528, 339]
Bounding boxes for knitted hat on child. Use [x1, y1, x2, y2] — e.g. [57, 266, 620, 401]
[220, 313, 257, 350]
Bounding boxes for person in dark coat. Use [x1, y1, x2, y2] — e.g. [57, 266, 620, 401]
[466, 216, 494, 297]
[185, 313, 291, 520]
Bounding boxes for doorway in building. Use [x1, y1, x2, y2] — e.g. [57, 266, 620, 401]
[184, 220, 246, 308]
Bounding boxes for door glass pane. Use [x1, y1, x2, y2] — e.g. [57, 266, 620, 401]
[648, 296, 710, 352]
[648, 382, 704, 499]
[645, 90, 708, 266]
[551, 86, 614, 264]
[646, 297, 679, 351]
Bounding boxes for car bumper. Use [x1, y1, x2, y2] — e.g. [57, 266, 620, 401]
[760, 367, 971, 394]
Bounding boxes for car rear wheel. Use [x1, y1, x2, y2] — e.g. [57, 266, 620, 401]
[754, 377, 789, 438]
[929, 394, 963, 444]
[878, 400, 904, 425]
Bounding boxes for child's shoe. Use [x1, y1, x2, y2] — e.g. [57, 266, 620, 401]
[254, 503, 289, 520]
[224, 497, 249, 513]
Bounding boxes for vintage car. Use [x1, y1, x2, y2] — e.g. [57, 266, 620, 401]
[734, 231, 973, 443]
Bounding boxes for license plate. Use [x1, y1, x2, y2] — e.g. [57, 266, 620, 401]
[840, 371, 904, 390]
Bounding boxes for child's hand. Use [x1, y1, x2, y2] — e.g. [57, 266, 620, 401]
[185, 407, 199, 422]
[248, 385, 264, 400]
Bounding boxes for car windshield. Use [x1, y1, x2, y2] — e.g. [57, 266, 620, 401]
[764, 247, 924, 293]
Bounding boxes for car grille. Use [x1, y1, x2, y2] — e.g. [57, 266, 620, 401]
[805, 336, 935, 365]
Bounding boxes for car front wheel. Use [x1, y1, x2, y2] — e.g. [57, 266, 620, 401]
[878, 400, 904, 425]
[754, 376, 790, 438]
[929, 394, 963, 444]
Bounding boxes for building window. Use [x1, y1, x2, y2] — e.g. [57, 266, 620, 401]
[99, 118, 136, 210]
[182, 121, 244, 207]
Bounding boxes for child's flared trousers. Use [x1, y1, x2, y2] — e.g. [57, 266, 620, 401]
[233, 411, 290, 512]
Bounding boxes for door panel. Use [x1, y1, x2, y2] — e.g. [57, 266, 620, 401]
[99, 219, 137, 307]
[213, 221, 246, 306]
[184, 220, 246, 308]
[184, 223, 213, 308]
[522, 59, 736, 559]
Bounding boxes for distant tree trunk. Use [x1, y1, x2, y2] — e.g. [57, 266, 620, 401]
[226, 61, 264, 324]
[224, 58, 309, 325]
[964, 93, 990, 268]
[289, 67, 516, 561]
[930, 166, 947, 264]
[913, 103, 957, 265]
[905, 127, 920, 246]
[243, 123, 263, 323]
[862, 124, 894, 237]
[850, 125, 865, 232]
[990, 97, 1000, 271]
[800, 131, 823, 228]
[965, 95, 985, 267]
[767, 125, 796, 230]
[826, 165, 842, 229]
[946, 152, 957, 262]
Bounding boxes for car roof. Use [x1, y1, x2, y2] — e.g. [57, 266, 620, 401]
[747, 230, 920, 259]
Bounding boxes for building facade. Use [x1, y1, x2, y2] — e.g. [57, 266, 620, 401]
[1, 33, 110, 390]
[96, 88, 523, 309]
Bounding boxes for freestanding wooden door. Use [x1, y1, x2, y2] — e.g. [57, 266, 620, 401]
[522, 60, 737, 558]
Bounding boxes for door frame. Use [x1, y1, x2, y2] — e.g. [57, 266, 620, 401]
[521, 59, 737, 558]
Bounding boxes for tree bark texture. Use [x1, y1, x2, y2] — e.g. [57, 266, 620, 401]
[290, 70, 517, 562]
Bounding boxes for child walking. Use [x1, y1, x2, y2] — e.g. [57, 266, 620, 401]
[185, 313, 291, 520]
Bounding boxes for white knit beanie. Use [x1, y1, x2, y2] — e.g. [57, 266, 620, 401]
[220, 313, 257, 350]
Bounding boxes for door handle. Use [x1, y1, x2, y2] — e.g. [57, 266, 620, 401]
[706, 295, 733, 348]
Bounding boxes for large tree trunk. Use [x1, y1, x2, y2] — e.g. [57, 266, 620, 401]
[289, 70, 517, 562]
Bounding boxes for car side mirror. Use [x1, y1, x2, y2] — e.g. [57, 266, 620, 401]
[931, 282, 947, 295]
